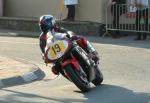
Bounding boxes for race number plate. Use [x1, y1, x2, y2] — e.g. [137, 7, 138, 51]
[47, 40, 69, 60]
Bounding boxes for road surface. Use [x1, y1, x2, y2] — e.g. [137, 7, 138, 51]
[0, 36, 150, 103]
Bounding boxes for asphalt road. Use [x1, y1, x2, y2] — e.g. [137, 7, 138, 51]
[0, 36, 150, 103]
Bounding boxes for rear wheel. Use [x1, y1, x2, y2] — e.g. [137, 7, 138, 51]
[92, 65, 103, 86]
[64, 64, 91, 92]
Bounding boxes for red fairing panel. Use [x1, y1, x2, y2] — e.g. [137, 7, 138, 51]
[62, 58, 80, 71]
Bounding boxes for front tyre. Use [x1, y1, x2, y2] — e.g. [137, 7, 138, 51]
[92, 65, 103, 86]
[64, 64, 91, 92]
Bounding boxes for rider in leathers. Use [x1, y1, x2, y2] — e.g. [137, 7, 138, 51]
[39, 15, 99, 75]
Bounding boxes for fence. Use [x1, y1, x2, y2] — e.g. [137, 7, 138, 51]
[105, 4, 150, 36]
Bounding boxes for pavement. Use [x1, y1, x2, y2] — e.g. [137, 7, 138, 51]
[0, 56, 45, 88]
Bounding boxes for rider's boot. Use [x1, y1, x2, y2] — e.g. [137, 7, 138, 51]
[76, 37, 99, 63]
[86, 41, 99, 63]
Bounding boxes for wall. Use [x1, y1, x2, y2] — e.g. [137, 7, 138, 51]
[4, 0, 108, 23]
[4, 0, 65, 19]
[0, 0, 3, 16]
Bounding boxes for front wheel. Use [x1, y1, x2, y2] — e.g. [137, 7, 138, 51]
[64, 64, 91, 92]
[92, 65, 103, 86]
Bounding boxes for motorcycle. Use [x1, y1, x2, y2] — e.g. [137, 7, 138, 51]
[44, 32, 103, 92]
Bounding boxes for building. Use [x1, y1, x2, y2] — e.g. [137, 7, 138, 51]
[2, 0, 146, 24]
[1, 0, 149, 36]
[3, 0, 109, 23]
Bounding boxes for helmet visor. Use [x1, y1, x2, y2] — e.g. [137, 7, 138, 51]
[40, 25, 50, 32]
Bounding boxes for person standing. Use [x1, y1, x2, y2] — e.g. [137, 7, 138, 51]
[63, 0, 78, 21]
[109, 0, 127, 38]
[133, 0, 149, 40]
[110, 0, 126, 29]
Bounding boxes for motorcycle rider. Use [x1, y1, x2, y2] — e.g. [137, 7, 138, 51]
[39, 15, 99, 75]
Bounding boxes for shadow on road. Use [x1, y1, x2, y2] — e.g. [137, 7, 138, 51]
[84, 84, 150, 103]
[0, 84, 150, 103]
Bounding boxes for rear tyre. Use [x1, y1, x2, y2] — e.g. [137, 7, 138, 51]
[64, 64, 91, 92]
[92, 65, 103, 86]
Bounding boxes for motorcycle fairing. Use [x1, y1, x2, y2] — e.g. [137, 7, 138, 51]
[61, 58, 81, 71]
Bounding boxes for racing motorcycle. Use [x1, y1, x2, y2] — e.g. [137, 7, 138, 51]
[44, 32, 103, 92]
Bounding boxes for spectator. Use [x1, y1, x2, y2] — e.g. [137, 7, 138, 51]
[109, 0, 126, 38]
[133, 0, 149, 40]
[63, 0, 78, 21]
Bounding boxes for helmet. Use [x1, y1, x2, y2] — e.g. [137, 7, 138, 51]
[39, 15, 56, 32]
